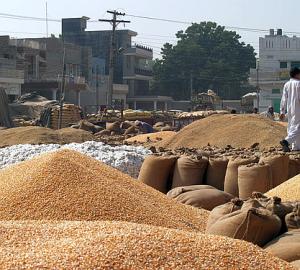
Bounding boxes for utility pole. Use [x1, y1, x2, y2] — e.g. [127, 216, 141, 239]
[99, 11, 130, 107]
[45, 1, 49, 38]
[256, 59, 260, 111]
[58, 48, 66, 130]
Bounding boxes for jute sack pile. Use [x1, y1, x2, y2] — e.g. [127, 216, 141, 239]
[238, 163, 272, 200]
[205, 157, 229, 190]
[167, 185, 233, 211]
[206, 202, 281, 247]
[206, 198, 244, 228]
[288, 156, 300, 179]
[171, 156, 208, 189]
[224, 156, 258, 197]
[285, 204, 300, 231]
[138, 155, 177, 193]
[264, 229, 300, 263]
[260, 154, 289, 188]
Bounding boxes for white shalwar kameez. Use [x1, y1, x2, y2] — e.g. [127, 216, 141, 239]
[281, 78, 300, 151]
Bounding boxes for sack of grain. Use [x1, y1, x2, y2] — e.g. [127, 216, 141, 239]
[224, 156, 258, 197]
[260, 155, 289, 188]
[207, 208, 282, 247]
[241, 198, 265, 211]
[171, 157, 208, 189]
[160, 126, 172, 132]
[106, 121, 121, 132]
[264, 229, 300, 262]
[79, 120, 97, 133]
[138, 155, 177, 193]
[167, 185, 233, 211]
[124, 126, 137, 135]
[95, 129, 111, 136]
[205, 157, 229, 190]
[264, 197, 295, 220]
[238, 163, 272, 200]
[289, 156, 300, 179]
[167, 185, 216, 198]
[206, 198, 244, 228]
[285, 204, 300, 231]
[154, 122, 165, 128]
[120, 121, 133, 130]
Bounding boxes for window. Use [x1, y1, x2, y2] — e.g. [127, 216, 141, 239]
[280, 62, 288, 69]
[267, 55, 274, 59]
[272, 89, 281, 94]
[291, 62, 300, 69]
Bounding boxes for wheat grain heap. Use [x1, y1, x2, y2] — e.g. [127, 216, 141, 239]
[266, 174, 300, 202]
[0, 126, 94, 147]
[126, 131, 176, 143]
[0, 149, 208, 232]
[0, 221, 293, 269]
[157, 114, 286, 149]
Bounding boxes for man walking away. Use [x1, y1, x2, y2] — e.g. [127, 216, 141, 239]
[280, 67, 300, 152]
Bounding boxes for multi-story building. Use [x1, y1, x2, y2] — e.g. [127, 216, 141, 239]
[62, 17, 156, 109]
[12, 37, 91, 105]
[0, 36, 24, 101]
[249, 29, 300, 112]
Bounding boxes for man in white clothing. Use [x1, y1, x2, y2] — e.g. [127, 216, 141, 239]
[280, 67, 300, 152]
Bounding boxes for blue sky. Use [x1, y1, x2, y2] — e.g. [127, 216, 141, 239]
[1, 0, 298, 57]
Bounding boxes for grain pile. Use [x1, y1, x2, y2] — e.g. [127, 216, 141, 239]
[126, 131, 176, 143]
[0, 149, 208, 232]
[157, 114, 286, 149]
[0, 221, 293, 269]
[0, 126, 94, 147]
[266, 175, 300, 202]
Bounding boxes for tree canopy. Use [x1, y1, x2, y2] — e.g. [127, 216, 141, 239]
[151, 22, 256, 100]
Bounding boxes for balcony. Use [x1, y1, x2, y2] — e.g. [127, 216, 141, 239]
[124, 44, 153, 59]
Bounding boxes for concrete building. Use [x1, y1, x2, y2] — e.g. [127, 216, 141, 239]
[0, 36, 24, 101]
[249, 29, 300, 112]
[13, 37, 91, 105]
[62, 17, 155, 109]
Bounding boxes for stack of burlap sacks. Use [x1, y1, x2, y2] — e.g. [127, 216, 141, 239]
[138, 153, 300, 267]
[50, 104, 82, 129]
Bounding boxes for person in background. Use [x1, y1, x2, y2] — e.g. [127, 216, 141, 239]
[253, 107, 258, 114]
[135, 120, 154, 134]
[260, 106, 275, 120]
[280, 67, 300, 152]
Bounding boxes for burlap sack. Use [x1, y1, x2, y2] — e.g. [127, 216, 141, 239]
[167, 185, 216, 198]
[289, 156, 300, 179]
[106, 121, 121, 132]
[224, 156, 258, 197]
[285, 204, 300, 231]
[260, 155, 289, 188]
[171, 157, 208, 189]
[205, 158, 229, 190]
[120, 121, 133, 130]
[206, 198, 243, 229]
[238, 163, 273, 200]
[138, 155, 177, 193]
[207, 208, 282, 247]
[241, 199, 265, 212]
[291, 260, 300, 269]
[264, 230, 300, 262]
[168, 186, 234, 211]
[124, 126, 137, 135]
[79, 120, 97, 133]
[265, 197, 295, 220]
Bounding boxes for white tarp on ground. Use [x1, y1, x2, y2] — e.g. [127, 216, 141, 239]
[0, 141, 151, 178]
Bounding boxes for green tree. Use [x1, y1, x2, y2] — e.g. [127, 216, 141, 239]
[151, 22, 256, 100]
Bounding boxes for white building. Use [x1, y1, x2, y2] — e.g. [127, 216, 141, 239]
[249, 29, 300, 112]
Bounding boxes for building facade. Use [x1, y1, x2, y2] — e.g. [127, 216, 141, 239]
[0, 36, 24, 101]
[250, 29, 300, 112]
[62, 17, 153, 109]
